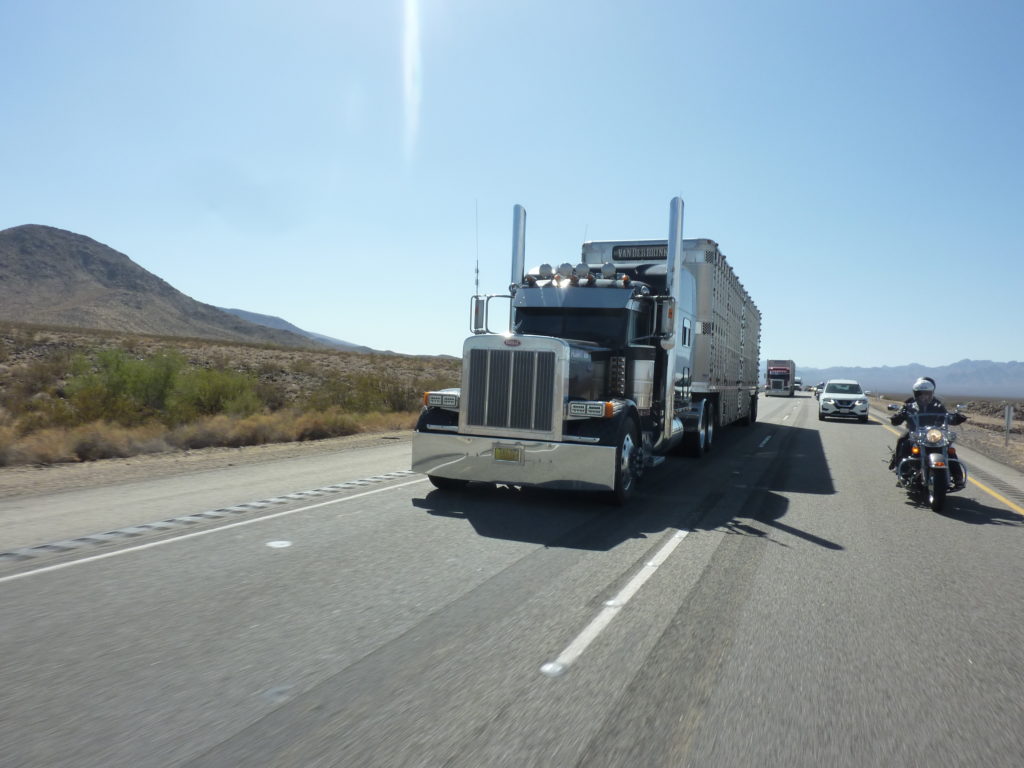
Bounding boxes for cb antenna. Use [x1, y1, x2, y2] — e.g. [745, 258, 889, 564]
[475, 199, 480, 295]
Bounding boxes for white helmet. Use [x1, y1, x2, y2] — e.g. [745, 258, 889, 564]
[912, 377, 935, 393]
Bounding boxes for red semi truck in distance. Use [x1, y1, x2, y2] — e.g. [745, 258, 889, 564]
[765, 359, 796, 396]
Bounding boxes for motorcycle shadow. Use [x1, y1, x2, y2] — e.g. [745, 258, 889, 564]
[904, 492, 1024, 526]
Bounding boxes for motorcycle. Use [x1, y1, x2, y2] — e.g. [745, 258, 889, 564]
[890, 409, 968, 512]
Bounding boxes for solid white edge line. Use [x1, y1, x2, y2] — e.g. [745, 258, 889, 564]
[540, 529, 690, 677]
[0, 478, 428, 585]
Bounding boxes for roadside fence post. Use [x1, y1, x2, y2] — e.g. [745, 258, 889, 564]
[1006, 405, 1015, 448]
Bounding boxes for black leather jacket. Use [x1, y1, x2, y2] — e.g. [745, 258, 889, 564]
[890, 396, 966, 426]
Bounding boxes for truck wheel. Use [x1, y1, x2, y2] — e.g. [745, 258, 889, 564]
[610, 419, 640, 505]
[428, 475, 469, 491]
[682, 411, 706, 458]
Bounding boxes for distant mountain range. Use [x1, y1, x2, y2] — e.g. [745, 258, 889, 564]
[216, 307, 374, 353]
[791, 360, 1024, 398]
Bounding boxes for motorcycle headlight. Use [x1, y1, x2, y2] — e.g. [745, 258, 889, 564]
[925, 428, 943, 444]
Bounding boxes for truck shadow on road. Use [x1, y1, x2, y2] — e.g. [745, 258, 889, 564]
[413, 422, 843, 552]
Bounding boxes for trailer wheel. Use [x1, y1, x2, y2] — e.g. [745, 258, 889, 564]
[428, 475, 469, 491]
[610, 419, 640, 505]
[742, 394, 757, 426]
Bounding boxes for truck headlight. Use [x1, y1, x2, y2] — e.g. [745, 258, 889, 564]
[567, 401, 615, 418]
[424, 390, 461, 410]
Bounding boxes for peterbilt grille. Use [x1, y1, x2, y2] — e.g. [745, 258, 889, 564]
[466, 348, 555, 431]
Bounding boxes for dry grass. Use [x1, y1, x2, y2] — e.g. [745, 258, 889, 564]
[0, 322, 457, 467]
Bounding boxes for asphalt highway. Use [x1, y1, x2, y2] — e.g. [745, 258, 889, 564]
[2, 394, 1022, 767]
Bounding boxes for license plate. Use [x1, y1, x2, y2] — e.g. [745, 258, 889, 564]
[493, 444, 524, 463]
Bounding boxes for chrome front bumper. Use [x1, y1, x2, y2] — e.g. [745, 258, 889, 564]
[411, 432, 617, 492]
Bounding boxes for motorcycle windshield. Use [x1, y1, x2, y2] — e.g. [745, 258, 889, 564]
[907, 412, 949, 430]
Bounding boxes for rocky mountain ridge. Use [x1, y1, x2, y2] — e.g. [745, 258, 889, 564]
[0, 225, 320, 349]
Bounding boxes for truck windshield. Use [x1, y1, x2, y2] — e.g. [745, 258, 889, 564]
[515, 309, 627, 347]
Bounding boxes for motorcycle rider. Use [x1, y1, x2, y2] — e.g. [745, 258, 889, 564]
[889, 377, 967, 486]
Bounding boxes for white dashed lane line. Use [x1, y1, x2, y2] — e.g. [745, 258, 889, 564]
[0, 471, 419, 565]
[0, 475, 428, 584]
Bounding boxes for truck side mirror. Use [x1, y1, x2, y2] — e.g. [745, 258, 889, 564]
[470, 296, 487, 334]
[470, 295, 512, 335]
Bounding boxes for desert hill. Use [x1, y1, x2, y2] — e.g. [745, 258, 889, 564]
[0, 225, 319, 348]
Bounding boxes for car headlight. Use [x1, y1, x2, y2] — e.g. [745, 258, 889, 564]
[855, 398, 867, 405]
[822, 397, 834, 404]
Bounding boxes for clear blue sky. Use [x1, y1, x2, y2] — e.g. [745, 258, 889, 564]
[3, 0, 1021, 367]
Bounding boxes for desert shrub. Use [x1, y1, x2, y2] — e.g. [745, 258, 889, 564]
[289, 358, 317, 375]
[257, 361, 283, 377]
[226, 412, 298, 446]
[1, 349, 74, 413]
[11, 428, 76, 465]
[0, 425, 15, 466]
[69, 423, 135, 461]
[165, 367, 263, 424]
[166, 414, 235, 450]
[223, 412, 298, 446]
[64, 422, 168, 461]
[306, 372, 426, 413]
[355, 410, 420, 432]
[294, 408, 361, 441]
[14, 395, 77, 434]
[305, 374, 350, 411]
[65, 349, 185, 425]
[254, 379, 288, 411]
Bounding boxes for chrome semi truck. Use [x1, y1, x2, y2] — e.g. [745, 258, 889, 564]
[412, 198, 761, 503]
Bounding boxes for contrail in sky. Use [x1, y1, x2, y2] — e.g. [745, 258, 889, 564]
[403, 0, 422, 161]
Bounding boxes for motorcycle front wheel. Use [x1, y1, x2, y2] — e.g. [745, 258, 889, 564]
[928, 477, 947, 512]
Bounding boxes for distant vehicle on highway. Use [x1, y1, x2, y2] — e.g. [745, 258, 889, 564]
[818, 379, 869, 423]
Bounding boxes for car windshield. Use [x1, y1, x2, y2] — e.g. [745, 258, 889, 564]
[825, 382, 863, 395]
